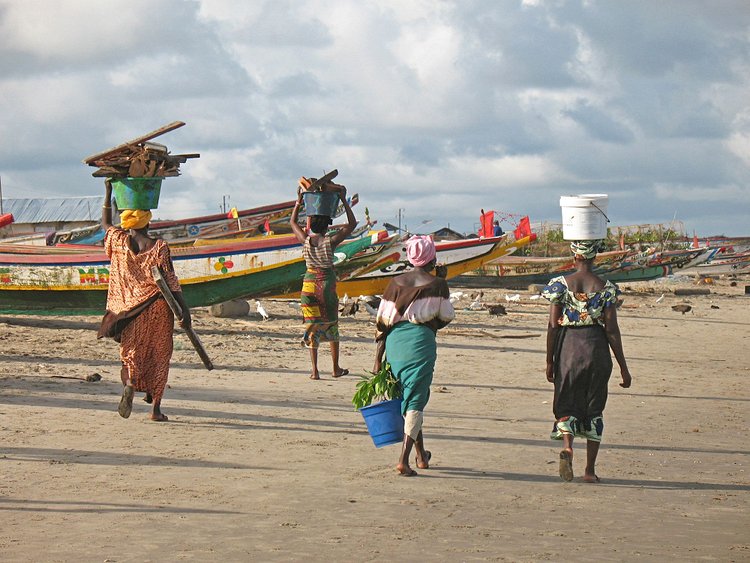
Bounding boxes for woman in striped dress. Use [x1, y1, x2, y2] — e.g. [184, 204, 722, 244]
[290, 181, 356, 380]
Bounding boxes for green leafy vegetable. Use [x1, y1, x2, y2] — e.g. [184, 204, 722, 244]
[351, 361, 401, 410]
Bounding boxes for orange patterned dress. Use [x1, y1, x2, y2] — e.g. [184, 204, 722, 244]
[97, 227, 181, 403]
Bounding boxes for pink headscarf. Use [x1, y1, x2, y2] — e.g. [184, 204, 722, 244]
[405, 235, 436, 267]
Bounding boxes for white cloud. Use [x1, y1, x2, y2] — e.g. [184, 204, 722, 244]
[654, 183, 750, 203]
[0, 0, 748, 236]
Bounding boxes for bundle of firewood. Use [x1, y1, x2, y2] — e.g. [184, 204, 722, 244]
[82, 121, 199, 178]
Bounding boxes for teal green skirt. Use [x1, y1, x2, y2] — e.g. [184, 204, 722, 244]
[385, 322, 437, 416]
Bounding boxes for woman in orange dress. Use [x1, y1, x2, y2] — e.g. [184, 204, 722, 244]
[97, 179, 191, 421]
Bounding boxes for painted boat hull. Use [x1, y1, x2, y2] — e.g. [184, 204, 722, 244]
[0, 234, 379, 315]
[452, 251, 628, 288]
[452, 248, 716, 288]
[335, 235, 535, 297]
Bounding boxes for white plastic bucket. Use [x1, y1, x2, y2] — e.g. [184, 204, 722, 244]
[559, 194, 609, 240]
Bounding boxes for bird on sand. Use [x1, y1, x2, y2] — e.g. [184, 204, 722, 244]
[469, 291, 484, 310]
[255, 300, 270, 321]
[449, 291, 465, 305]
[358, 295, 381, 317]
[339, 301, 359, 316]
[488, 304, 507, 316]
[362, 301, 378, 317]
[671, 304, 692, 315]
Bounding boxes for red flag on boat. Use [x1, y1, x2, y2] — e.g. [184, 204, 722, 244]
[692, 231, 699, 248]
[478, 209, 495, 238]
[263, 218, 271, 234]
[514, 216, 531, 239]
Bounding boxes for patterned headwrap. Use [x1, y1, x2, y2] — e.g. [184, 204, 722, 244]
[570, 239, 605, 260]
[405, 235, 436, 267]
[120, 209, 152, 230]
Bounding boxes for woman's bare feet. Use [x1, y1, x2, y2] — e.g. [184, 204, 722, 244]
[309, 373, 320, 380]
[559, 449, 574, 482]
[396, 464, 417, 477]
[416, 450, 431, 469]
[150, 403, 168, 422]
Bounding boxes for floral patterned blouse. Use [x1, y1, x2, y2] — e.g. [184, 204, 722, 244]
[541, 275, 620, 327]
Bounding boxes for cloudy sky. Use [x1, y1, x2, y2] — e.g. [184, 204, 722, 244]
[1, 0, 748, 236]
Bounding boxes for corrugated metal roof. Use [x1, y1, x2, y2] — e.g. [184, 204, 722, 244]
[1, 197, 101, 223]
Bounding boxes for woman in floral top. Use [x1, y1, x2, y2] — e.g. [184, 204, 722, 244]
[542, 240, 632, 483]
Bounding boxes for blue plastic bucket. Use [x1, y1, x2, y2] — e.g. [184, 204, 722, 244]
[359, 398, 404, 447]
[112, 177, 164, 210]
[303, 191, 339, 218]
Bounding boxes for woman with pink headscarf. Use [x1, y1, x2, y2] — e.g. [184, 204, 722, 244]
[373, 235, 455, 476]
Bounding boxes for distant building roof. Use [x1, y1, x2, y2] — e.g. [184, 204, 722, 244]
[1, 197, 101, 224]
[431, 227, 466, 240]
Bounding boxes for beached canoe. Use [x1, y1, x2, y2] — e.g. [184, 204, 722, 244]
[333, 234, 536, 297]
[453, 250, 629, 288]
[0, 232, 383, 315]
[681, 250, 750, 275]
[452, 247, 718, 288]
[65, 194, 359, 246]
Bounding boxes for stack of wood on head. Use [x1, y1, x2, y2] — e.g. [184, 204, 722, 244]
[298, 169, 339, 193]
[82, 121, 200, 178]
[298, 168, 342, 220]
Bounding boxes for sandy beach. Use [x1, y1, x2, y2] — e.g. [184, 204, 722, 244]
[1, 277, 748, 562]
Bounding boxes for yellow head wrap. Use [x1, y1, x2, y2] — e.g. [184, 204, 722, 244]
[120, 209, 152, 230]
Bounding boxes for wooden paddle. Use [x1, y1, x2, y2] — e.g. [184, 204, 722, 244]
[150, 266, 214, 371]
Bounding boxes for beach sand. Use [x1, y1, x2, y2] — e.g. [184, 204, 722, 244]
[1, 277, 748, 561]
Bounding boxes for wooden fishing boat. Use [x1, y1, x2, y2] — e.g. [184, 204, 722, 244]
[593, 247, 716, 282]
[681, 250, 750, 275]
[452, 250, 628, 288]
[0, 232, 382, 315]
[452, 247, 717, 288]
[332, 234, 536, 297]
[68, 194, 359, 247]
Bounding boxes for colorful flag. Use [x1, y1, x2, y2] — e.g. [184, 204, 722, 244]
[478, 209, 494, 238]
[513, 216, 531, 239]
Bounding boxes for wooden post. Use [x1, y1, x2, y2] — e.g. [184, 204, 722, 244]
[151, 266, 214, 371]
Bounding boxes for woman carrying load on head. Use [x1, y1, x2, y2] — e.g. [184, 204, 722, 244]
[290, 177, 357, 380]
[373, 236, 455, 476]
[97, 179, 191, 422]
[542, 239, 632, 483]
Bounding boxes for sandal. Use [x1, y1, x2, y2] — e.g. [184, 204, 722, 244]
[559, 450, 574, 482]
[118, 385, 134, 419]
[332, 368, 349, 378]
